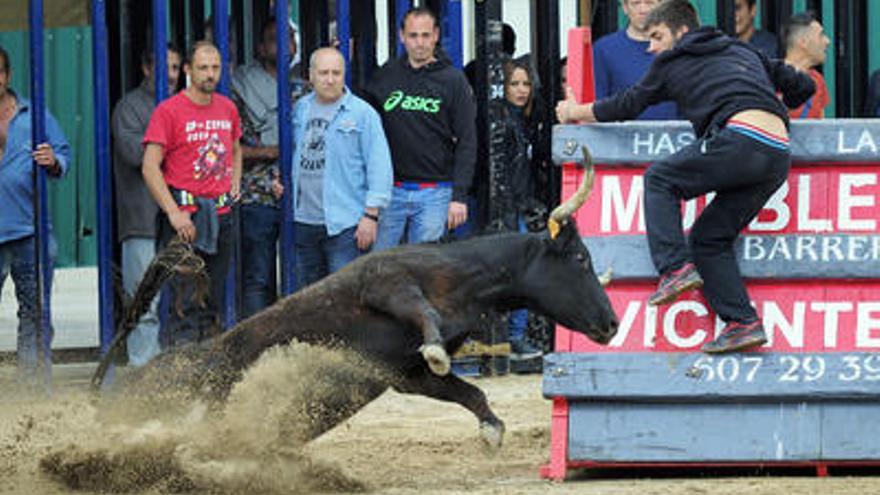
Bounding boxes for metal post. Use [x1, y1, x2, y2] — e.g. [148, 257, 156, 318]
[338, 0, 352, 86]
[153, 0, 169, 103]
[532, 0, 562, 210]
[29, 0, 52, 390]
[276, 0, 296, 296]
[716, 0, 737, 36]
[440, 0, 463, 68]
[393, 0, 411, 57]
[211, 0, 237, 326]
[92, 0, 115, 371]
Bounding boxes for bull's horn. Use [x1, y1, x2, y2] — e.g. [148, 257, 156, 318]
[597, 267, 613, 287]
[548, 146, 594, 239]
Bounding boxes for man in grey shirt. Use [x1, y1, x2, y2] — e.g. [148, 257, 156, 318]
[111, 45, 181, 366]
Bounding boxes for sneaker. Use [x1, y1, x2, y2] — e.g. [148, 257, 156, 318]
[510, 339, 542, 359]
[701, 320, 767, 354]
[648, 262, 703, 306]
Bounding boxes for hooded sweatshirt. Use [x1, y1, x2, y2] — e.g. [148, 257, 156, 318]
[366, 53, 476, 202]
[594, 27, 816, 138]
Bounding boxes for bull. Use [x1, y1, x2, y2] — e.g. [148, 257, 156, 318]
[94, 148, 617, 448]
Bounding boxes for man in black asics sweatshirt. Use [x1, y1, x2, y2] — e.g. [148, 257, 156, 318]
[557, 0, 815, 354]
[366, 7, 476, 249]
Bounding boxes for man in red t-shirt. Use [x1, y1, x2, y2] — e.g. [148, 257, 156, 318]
[143, 40, 242, 346]
[782, 11, 830, 119]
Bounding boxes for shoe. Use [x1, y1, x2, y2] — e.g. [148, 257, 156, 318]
[701, 320, 767, 354]
[510, 339, 542, 359]
[648, 262, 703, 306]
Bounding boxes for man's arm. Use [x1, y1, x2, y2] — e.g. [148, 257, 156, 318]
[37, 113, 72, 178]
[230, 139, 243, 199]
[556, 87, 598, 124]
[111, 97, 149, 168]
[766, 59, 816, 109]
[142, 142, 195, 242]
[355, 106, 394, 250]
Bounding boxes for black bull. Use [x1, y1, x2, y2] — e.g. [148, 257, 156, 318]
[96, 152, 619, 447]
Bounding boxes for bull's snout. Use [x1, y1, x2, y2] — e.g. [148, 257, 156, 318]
[590, 314, 619, 345]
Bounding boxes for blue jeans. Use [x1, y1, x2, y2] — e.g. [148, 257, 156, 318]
[374, 185, 452, 250]
[507, 216, 528, 342]
[121, 237, 160, 367]
[0, 234, 56, 377]
[294, 223, 362, 290]
[240, 204, 280, 319]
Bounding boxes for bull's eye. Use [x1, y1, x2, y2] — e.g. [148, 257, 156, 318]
[575, 252, 586, 263]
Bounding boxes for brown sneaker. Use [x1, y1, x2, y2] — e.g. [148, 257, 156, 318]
[648, 262, 703, 306]
[701, 320, 767, 354]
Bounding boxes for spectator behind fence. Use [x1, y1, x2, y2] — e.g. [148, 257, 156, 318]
[865, 69, 880, 117]
[593, 0, 678, 120]
[556, 0, 815, 354]
[111, 45, 181, 367]
[366, 7, 477, 249]
[489, 59, 544, 360]
[291, 48, 392, 289]
[734, 0, 779, 59]
[231, 17, 308, 319]
[782, 11, 830, 119]
[0, 45, 71, 382]
[142, 41, 242, 347]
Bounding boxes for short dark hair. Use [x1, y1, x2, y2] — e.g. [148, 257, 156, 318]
[645, 0, 700, 33]
[781, 11, 818, 51]
[0, 45, 9, 73]
[186, 40, 220, 65]
[140, 43, 182, 68]
[502, 23, 516, 56]
[400, 7, 438, 30]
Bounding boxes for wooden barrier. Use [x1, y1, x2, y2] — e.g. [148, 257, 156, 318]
[541, 120, 880, 480]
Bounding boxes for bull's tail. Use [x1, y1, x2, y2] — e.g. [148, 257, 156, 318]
[90, 238, 209, 391]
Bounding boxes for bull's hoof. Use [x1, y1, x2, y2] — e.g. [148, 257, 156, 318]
[479, 420, 505, 450]
[420, 344, 451, 376]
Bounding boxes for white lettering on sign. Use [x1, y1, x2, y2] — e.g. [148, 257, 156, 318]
[742, 235, 880, 262]
[811, 302, 853, 348]
[839, 174, 877, 231]
[608, 299, 880, 350]
[600, 176, 644, 233]
[632, 132, 694, 156]
[599, 172, 879, 235]
[837, 129, 878, 154]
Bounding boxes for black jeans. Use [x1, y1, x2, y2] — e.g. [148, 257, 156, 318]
[644, 127, 790, 323]
[157, 211, 234, 347]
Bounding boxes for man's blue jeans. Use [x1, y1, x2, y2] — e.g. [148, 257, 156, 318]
[240, 204, 280, 319]
[294, 223, 361, 290]
[0, 234, 56, 377]
[374, 185, 452, 250]
[121, 237, 161, 367]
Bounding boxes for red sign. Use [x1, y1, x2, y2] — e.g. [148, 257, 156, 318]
[558, 281, 880, 353]
[567, 165, 880, 236]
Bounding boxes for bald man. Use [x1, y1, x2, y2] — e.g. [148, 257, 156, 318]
[290, 48, 393, 289]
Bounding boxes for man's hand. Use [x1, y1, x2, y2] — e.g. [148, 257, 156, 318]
[355, 213, 378, 250]
[168, 209, 196, 243]
[555, 86, 596, 124]
[271, 177, 284, 199]
[32, 143, 59, 174]
[447, 201, 468, 230]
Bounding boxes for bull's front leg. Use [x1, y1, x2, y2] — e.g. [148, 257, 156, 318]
[393, 370, 505, 449]
[363, 283, 451, 376]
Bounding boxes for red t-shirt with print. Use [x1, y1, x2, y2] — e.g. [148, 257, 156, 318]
[143, 91, 242, 198]
[788, 69, 829, 119]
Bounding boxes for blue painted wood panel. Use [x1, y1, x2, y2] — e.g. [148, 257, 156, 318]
[584, 234, 880, 280]
[553, 120, 880, 165]
[543, 353, 880, 401]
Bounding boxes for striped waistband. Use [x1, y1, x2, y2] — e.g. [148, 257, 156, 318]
[171, 188, 233, 214]
[393, 180, 453, 190]
[726, 119, 790, 151]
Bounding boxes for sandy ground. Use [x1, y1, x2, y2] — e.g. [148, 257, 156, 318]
[1, 358, 879, 495]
